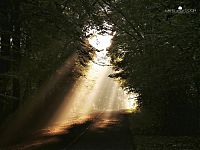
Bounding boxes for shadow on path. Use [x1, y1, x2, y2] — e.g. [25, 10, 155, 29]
[4, 111, 135, 150]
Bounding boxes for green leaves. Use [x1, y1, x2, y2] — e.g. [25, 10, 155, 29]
[0, 0, 104, 121]
[105, 0, 200, 133]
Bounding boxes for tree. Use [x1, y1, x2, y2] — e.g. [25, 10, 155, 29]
[0, 0, 104, 123]
[102, 0, 200, 134]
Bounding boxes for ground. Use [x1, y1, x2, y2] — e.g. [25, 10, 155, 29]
[1, 111, 200, 150]
[3, 111, 133, 150]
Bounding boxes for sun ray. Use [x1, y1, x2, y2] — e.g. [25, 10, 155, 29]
[47, 31, 138, 127]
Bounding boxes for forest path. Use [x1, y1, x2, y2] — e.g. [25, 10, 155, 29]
[10, 111, 134, 150]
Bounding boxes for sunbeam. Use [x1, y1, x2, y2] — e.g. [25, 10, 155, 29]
[88, 33, 113, 50]
[47, 32, 138, 127]
[0, 31, 138, 146]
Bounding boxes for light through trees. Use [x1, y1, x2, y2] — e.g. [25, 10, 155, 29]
[48, 30, 138, 127]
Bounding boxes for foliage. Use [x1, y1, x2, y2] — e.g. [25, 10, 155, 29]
[102, 0, 200, 134]
[0, 0, 199, 135]
[0, 0, 102, 122]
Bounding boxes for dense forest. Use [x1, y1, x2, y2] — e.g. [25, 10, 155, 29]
[0, 0, 200, 136]
[0, 0, 102, 123]
[105, 0, 200, 134]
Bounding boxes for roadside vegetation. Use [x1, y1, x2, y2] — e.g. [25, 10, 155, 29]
[0, 0, 199, 149]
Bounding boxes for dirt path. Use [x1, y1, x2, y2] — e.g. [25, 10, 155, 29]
[4, 111, 134, 150]
[68, 111, 133, 150]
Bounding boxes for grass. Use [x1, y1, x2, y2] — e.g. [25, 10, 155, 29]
[133, 136, 200, 150]
[129, 110, 200, 150]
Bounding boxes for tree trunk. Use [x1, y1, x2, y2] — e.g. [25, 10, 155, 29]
[0, 0, 12, 120]
[11, 0, 21, 111]
[0, 0, 12, 73]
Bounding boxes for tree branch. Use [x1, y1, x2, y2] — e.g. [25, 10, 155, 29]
[97, 1, 137, 41]
[102, 0, 144, 40]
